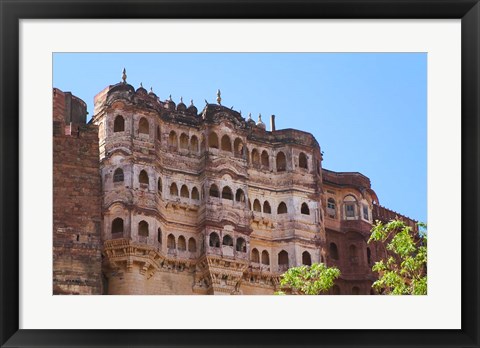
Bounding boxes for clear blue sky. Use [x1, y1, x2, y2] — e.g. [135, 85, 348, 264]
[53, 53, 427, 223]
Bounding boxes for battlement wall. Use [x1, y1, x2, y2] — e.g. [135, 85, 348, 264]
[53, 89, 103, 295]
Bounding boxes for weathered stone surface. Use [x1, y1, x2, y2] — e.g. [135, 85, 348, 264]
[52, 82, 417, 296]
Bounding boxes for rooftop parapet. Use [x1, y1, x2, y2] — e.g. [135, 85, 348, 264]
[322, 168, 371, 189]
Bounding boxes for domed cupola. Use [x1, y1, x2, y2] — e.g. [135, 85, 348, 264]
[247, 113, 256, 126]
[256, 113, 266, 130]
[176, 97, 187, 112]
[164, 95, 176, 110]
[148, 87, 158, 99]
[136, 82, 148, 95]
[187, 99, 198, 116]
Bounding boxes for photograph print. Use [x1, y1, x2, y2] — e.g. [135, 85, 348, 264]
[52, 52, 427, 295]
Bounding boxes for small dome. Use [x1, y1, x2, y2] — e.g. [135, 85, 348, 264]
[176, 97, 187, 112]
[256, 114, 266, 129]
[148, 87, 157, 99]
[164, 95, 176, 110]
[136, 83, 147, 95]
[187, 99, 198, 115]
[247, 113, 256, 126]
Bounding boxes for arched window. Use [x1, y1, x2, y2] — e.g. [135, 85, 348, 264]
[180, 185, 189, 198]
[191, 187, 200, 200]
[277, 202, 288, 214]
[139, 170, 149, 185]
[190, 135, 199, 153]
[251, 149, 260, 166]
[349, 245, 358, 264]
[263, 201, 271, 214]
[362, 204, 369, 220]
[157, 228, 162, 243]
[367, 247, 372, 265]
[167, 234, 176, 249]
[299, 152, 308, 169]
[235, 189, 245, 203]
[209, 232, 220, 247]
[209, 184, 219, 198]
[236, 237, 246, 252]
[327, 198, 336, 218]
[276, 152, 286, 172]
[209, 132, 219, 149]
[329, 242, 339, 260]
[188, 238, 197, 252]
[178, 236, 186, 251]
[138, 220, 149, 237]
[352, 286, 360, 295]
[111, 218, 123, 237]
[222, 234, 233, 247]
[222, 186, 233, 200]
[170, 183, 178, 196]
[179, 133, 189, 150]
[344, 195, 357, 218]
[113, 115, 124, 132]
[221, 135, 232, 152]
[302, 251, 312, 266]
[139, 117, 149, 135]
[301, 203, 310, 215]
[168, 131, 178, 148]
[261, 150, 269, 169]
[332, 285, 341, 295]
[113, 168, 124, 183]
[261, 250, 270, 265]
[251, 248, 260, 263]
[156, 126, 161, 141]
[157, 177, 162, 193]
[234, 138, 244, 157]
[278, 250, 289, 267]
[253, 199, 262, 212]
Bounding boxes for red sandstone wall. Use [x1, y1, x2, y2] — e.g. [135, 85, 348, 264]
[53, 89, 103, 295]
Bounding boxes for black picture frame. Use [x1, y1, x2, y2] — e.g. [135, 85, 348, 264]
[1, 0, 479, 347]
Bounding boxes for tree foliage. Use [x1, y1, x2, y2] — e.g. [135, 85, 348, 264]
[276, 263, 340, 295]
[368, 219, 427, 295]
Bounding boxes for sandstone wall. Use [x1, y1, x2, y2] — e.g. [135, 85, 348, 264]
[53, 89, 103, 295]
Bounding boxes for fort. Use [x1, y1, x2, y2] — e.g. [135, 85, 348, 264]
[53, 70, 416, 295]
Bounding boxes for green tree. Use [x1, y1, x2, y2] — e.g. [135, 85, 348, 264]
[368, 219, 427, 295]
[276, 263, 340, 295]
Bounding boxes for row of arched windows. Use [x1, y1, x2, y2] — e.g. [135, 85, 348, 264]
[111, 168, 201, 200]
[111, 218, 198, 252]
[111, 218, 159, 241]
[326, 196, 371, 221]
[168, 130, 201, 152]
[111, 116, 312, 172]
[250, 249, 311, 267]
[208, 184, 244, 202]
[250, 199, 310, 215]
[166, 233, 197, 252]
[208, 232, 247, 252]
[169, 182, 200, 200]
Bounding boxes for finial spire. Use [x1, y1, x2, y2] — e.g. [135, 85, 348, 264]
[180, 96, 183, 103]
[258, 113, 262, 122]
[122, 68, 127, 83]
[248, 113, 252, 120]
[216, 89, 222, 105]
[190, 99, 194, 106]
[150, 87, 153, 93]
[140, 82, 143, 88]
[169, 94, 172, 101]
